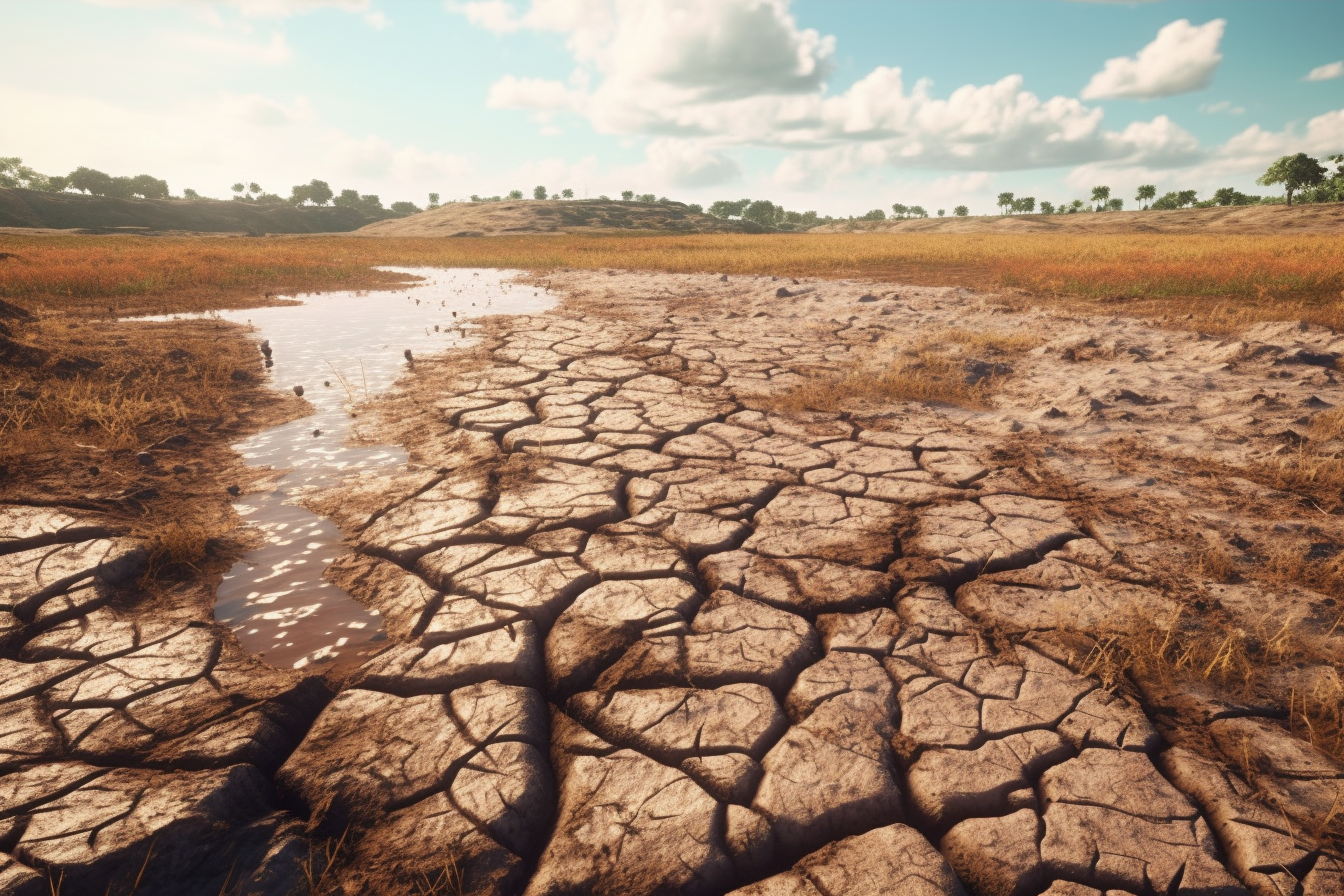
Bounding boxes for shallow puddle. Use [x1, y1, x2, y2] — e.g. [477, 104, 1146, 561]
[136, 268, 556, 670]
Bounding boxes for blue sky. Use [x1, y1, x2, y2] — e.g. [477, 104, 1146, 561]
[2, 0, 1342, 215]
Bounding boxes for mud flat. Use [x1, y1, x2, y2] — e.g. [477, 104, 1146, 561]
[2, 268, 1342, 895]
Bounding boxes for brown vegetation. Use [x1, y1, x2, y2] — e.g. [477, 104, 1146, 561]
[766, 326, 1040, 412]
[0, 309, 303, 578]
[4, 230, 1343, 331]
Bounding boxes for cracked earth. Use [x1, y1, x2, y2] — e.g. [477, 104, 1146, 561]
[3, 269, 1344, 895]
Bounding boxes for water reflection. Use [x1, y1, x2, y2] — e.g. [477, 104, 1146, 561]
[134, 268, 556, 669]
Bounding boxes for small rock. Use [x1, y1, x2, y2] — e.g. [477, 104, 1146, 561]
[292, 385, 304, 397]
[720, 274, 729, 282]
[776, 288, 793, 298]
[227, 485, 241, 496]
[264, 358, 273, 368]
[87, 466, 99, 476]
[135, 451, 153, 466]
[324, 380, 331, 387]
[259, 340, 272, 358]
[404, 349, 414, 364]
[171, 464, 188, 474]
[858, 294, 879, 303]
[312, 429, 322, 438]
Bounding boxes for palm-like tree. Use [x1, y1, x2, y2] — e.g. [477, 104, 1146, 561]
[997, 192, 1015, 215]
[1091, 185, 1111, 210]
[1135, 184, 1156, 210]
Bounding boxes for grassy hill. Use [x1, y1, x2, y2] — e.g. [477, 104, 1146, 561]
[0, 188, 386, 234]
[356, 198, 769, 236]
[808, 202, 1344, 235]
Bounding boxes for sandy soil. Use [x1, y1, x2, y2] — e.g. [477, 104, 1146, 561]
[810, 201, 1344, 235]
[358, 198, 767, 237]
[3, 267, 1343, 895]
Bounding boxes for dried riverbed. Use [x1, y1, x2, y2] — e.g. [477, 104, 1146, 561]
[2, 268, 1342, 896]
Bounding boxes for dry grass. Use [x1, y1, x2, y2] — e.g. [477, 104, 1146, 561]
[3, 231, 1343, 331]
[767, 326, 1038, 412]
[1250, 445, 1344, 514]
[1311, 407, 1344, 442]
[1080, 608, 1344, 768]
[1, 314, 302, 575]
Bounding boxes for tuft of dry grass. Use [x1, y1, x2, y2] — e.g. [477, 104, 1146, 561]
[767, 327, 1037, 413]
[1079, 608, 1344, 767]
[1250, 444, 1344, 513]
[3, 231, 1343, 331]
[1311, 407, 1344, 442]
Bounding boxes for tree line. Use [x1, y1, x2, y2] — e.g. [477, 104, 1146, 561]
[0, 159, 439, 218]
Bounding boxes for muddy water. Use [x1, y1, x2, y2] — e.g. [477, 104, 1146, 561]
[138, 269, 556, 670]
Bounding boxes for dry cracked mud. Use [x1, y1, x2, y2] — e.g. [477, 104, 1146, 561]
[3, 269, 1343, 895]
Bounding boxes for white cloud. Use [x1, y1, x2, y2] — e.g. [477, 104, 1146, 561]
[645, 139, 741, 187]
[1305, 61, 1344, 82]
[176, 30, 292, 64]
[1065, 107, 1344, 201]
[0, 83, 472, 202]
[1081, 19, 1225, 99]
[462, 0, 1206, 181]
[486, 75, 584, 115]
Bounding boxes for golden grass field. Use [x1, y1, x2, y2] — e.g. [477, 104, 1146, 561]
[3, 230, 1344, 331]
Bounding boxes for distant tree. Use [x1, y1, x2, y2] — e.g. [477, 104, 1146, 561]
[182, 188, 201, 200]
[1136, 184, 1156, 210]
[1151, 189, 1199, 210]
[637, 193, 656, 202]
[954, 205, 969, 217]
[0, 157, 53, 190]
[859, 208, 887, 221]
[1295, 154, 1344, 204]
[231, 182, 245, 195]
[289, 183, 313, 205]
[688, 203, 703, 213]
[1012, 196, 1035, 214]
[1070, 199, 1084, 213]
[891, 203, 908, 219]
[621, 190, 634, 201]
[744, 199, 781, 226]
[390, 201, 421, 215]
[996, 192, 1014, 215]
[67, 166, 115, 196]
[937, 208, 945, 217]
[334, 189, 362, 209]
[1091, 185, 1111, 210]
[532, 185, 547, 200]
[709, 199, 751, 218]
[1039, 200, 1055, 215]
[597, 194, 610, 200]
[1106, 198, 1122, 212]
[507, 189, 523, 200]
[561, 188, 574, 199]
[1212, 187, 1251, 206]
[428, 192, 441, 208]
[1257, 153, 1327, 206]
[127, 174, 169, 199]
[248, 182, 262, 195]
[306, 180, 333, 206]
[909, 205, 929, 218]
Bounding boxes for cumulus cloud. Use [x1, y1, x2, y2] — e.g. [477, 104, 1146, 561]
[645, 139, 741, 187]
[463, 0, 1206, 181]
[1305, 61, 1344, 82]
[0, 83, 472, 201]
[1081, 19, 1225, 99]
[486, 75, 585, 115]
